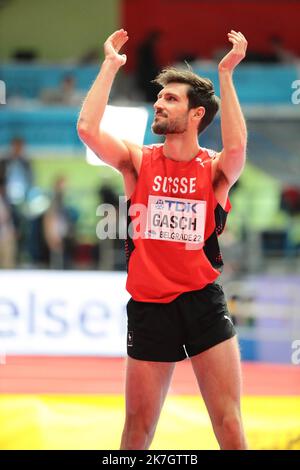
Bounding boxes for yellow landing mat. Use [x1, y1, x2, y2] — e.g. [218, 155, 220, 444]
[0, 395, 299, 450]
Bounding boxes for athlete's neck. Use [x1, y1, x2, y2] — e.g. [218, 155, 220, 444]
[163, 133, 200, 162]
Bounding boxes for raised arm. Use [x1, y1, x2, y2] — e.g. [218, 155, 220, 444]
[213, 31, 248, 189]
[77, 29, 141, 173]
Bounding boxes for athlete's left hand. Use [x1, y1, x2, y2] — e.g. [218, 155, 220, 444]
[218, 30, 248, 72]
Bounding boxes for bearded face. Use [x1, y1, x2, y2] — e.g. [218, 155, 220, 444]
[151, 83, 195, 135]
[151, 111, 189, 135]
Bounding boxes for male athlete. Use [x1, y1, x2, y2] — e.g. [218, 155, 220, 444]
[77, 29, 248, 450]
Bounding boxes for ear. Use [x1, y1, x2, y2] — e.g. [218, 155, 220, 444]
[193, 106, 205, 120]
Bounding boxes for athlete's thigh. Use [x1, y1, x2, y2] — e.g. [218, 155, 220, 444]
[190, 337, 242, 419]
[124, 357, 175, 421]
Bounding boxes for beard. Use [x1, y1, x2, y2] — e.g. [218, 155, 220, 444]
[151, 114, 189, 135]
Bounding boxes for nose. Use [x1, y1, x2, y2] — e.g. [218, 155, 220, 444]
[154, 94, 162, 107]
[153, 98, 163, 112]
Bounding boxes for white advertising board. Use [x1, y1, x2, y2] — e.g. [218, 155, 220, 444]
[0, 270, 129, 356]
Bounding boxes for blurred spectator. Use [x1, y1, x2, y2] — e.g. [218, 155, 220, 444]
[79, 47, 100, 64]
[99, 184, 119, 207]
[26, 187, 51, 268]
[241, 35, 297, 64]
[279, 185, 300, 255]
[0, 137, 33, 206]
[213, 34, 299, 64]
[95, 184, 126, 270]
[136, 30, 162, 102]
[266, 35, 299, 63]
[12, 48, 38, 62]
[228, 294, 256, 327]
[280, 186, 300, 216]
[43, 176, 78, 269]
[0, 137, 33, 262]
[0, 178, 16, 268]
[40, 75, 84, 106]
[175, 52, 198, 66]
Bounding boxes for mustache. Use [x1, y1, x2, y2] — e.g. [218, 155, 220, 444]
[155, 111, 168, 118]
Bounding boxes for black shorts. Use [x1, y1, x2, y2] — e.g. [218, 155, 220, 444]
[126, 282, 236, 362]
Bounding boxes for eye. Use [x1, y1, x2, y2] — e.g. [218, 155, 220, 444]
[167, 96, 176, 101]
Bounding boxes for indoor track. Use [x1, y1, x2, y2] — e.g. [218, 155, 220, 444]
[0, 356, 299, 450]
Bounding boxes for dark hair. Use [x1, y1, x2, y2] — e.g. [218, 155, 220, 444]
[153, 67, 219, 134]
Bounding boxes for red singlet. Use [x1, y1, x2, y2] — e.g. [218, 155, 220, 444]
[125, 144, 231, 303]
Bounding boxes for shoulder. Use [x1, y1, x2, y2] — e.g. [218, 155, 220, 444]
[135, 143, 163, 169]
[144, 143, 165, 162]
[200, 147, 218, 160]
[121, 142, 163, 175]
[199, 147, 220, 176]
[143, 143, 164, 155]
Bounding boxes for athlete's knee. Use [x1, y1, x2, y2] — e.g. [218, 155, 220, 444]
[121, 414, 157, 450]
[220, 410, 246, 449]
[222, 411, 242, 435]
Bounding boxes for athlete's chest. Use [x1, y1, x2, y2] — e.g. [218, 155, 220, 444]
[147, 159, 211, 197]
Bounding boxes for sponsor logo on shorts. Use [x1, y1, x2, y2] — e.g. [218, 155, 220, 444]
[224, 315, 234, 326]
[127, 331, 133, 347]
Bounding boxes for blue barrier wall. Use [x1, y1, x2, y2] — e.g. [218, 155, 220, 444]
[0, 107, 82, 148]
[0, 65, 298, 150]
[0, 105, 221, 149]
[0, 65, 98, 99]
[1, 64, 298, 103]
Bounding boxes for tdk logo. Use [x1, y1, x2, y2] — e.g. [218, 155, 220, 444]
[165, 200, 198, 213]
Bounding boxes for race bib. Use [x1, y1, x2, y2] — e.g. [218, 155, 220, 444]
[145, 195, 206, 244]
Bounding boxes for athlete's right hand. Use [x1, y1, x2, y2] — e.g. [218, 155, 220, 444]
[104, 29, 128, 68]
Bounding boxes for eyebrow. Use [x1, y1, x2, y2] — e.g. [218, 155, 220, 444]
[157, 91, 180, 99]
